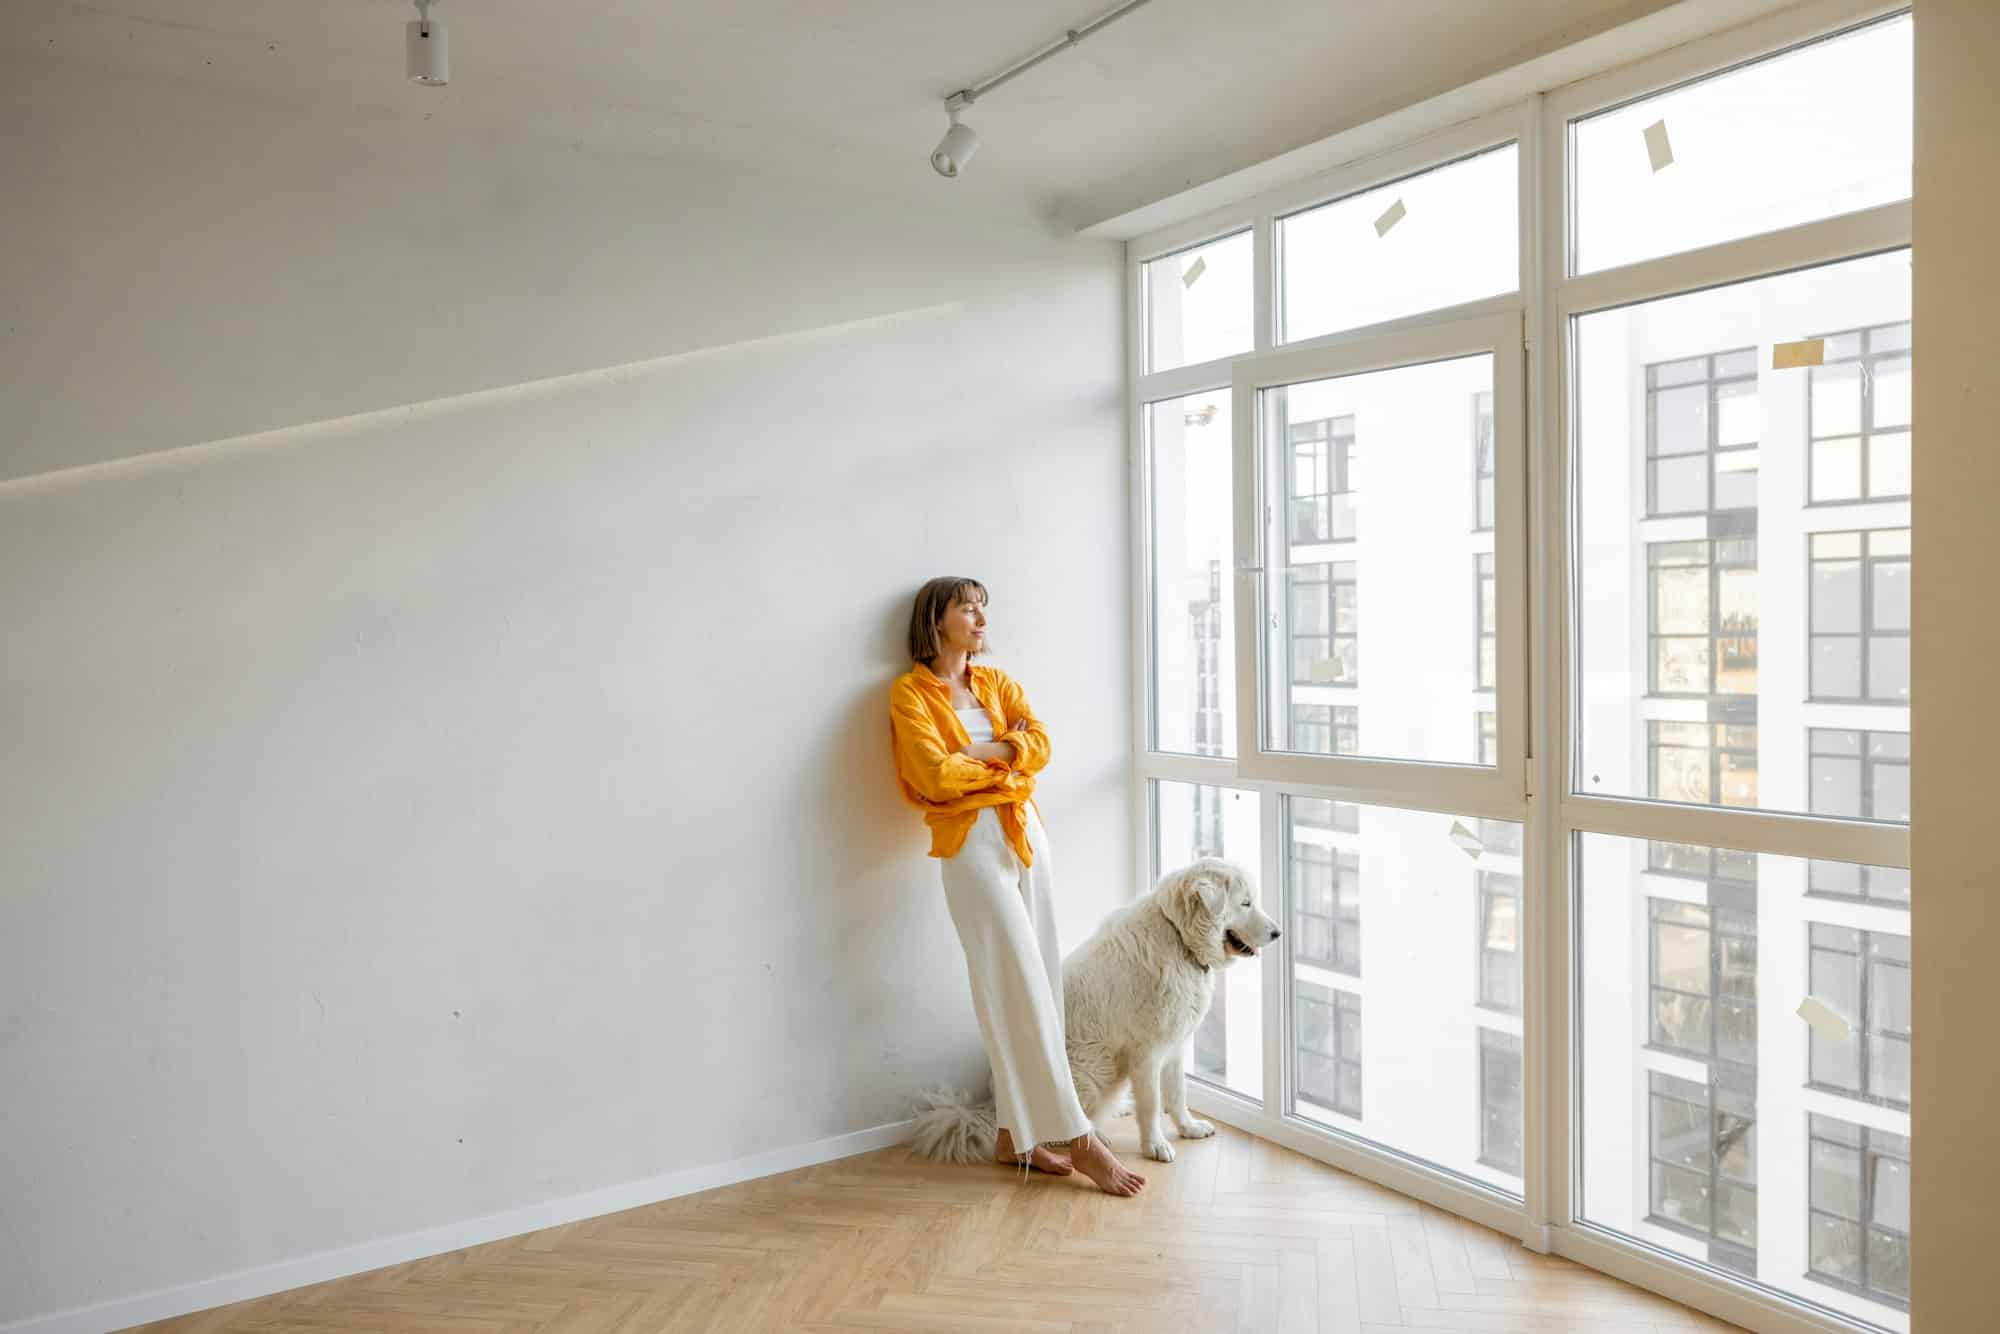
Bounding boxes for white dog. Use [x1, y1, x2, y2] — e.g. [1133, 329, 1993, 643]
[913, 858, 1280, 1165]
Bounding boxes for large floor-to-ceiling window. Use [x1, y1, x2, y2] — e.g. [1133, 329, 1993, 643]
[1131, 6, 1912, 1333]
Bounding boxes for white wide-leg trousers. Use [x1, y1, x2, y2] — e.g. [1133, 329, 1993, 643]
[939, 805, 1093, 1153]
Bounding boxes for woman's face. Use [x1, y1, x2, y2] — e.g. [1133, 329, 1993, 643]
[937, 592, 989, 656]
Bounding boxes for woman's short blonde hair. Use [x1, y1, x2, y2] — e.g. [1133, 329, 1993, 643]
[907, 576, 989, 664]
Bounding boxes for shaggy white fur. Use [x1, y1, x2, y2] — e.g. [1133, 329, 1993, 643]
[911, 858, 1280, 1165]
[910, 1086, 999, 1165]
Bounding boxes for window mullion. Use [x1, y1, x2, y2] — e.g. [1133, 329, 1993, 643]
[1261, 787, 1286, 1116]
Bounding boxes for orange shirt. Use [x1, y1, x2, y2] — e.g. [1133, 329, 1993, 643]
[888, 662, 1052, 866]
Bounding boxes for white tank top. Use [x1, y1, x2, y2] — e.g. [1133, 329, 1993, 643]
[955, 706, 995, 743]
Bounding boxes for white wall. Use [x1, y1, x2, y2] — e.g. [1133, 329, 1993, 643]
[0, 48, 1130, 1329]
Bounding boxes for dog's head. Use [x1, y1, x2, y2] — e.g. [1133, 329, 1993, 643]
[1157, 858, 1280, 969]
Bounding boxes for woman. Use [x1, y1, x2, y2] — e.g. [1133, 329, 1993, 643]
[889, 577, 1146, 1196]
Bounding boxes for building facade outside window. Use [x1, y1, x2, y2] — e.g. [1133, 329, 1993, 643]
[1476, 552, 1497, 691]
[1478, 872, 1522, 1013]
[1293, 843, 1361, 975]
[1478, 1028, 1522, 1175]
[1807, 730, 1911, 904]
[1473, 390, 1495, 531]
[1649, 898, 1758, 1066]
[1289, 413, 1359, 543]
[1295, 981, 1362, 1119]
[1808, 529, 1910, 704]
[1289, 561, 1359, 686]
[1808, 321, 1912, 505]
[1292, 703, 1360, 755]
[1646, 348, 1760, 517]
[1808, 729, 1910, 825]
[1649, 1069, 1758, 1275]
[1294, 795, 1361, 833]
[1649, 721, 1759, 810]
[1650, 837, 1757, 888]
[1808, 1115, 1911, 1308]
[1649, 538, 1760, 697]
[1807, 926, 1911, 1108]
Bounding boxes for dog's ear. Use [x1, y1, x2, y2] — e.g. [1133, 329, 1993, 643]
[1160, 862, 1227, 933]
[1189, 865, 1229, 915]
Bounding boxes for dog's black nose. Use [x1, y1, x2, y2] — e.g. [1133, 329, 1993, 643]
[1269, 927, 1282, 939]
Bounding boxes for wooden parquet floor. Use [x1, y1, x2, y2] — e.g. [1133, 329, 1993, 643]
[129, 1121, 1745, 1334]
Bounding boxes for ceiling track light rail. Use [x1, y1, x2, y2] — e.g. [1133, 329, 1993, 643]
[930, 0, 1158, 178]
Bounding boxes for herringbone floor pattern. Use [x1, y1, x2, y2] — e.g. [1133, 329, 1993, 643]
[130, 1121, 1743, 1333]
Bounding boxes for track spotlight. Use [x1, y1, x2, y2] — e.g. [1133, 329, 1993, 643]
[931, 96, 979, 178]
[406, 0, 448, 86]
[927, 1, 1157, 179]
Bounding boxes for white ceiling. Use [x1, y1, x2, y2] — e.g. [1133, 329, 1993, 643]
[7, 0, 1680, 226]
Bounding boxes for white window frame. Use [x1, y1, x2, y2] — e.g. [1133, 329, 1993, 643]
[1543, 10, 1910, 1332]
[1130, 98, 1544, 1245]
[1229, 311, 1529, 818]
[1126, 3, 1913, 1333]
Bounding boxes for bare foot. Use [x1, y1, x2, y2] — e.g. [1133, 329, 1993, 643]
[995, 1128, 1072, 1175]
[1069, 1131, 1147, 1197]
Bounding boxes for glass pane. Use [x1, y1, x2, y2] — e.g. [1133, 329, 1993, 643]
[1262, 353, 1495, 766]
[1148, 393, 1237, 757]
[1574, 251, 1912, 817]
[1714, 451, 1759, 510]
[1144, 230, 1253, 373]
[1873, 1154, 1912, 1230]
[1653, 455, 1708, 514]
[1814, 437, 1863, 503]
[1871, 758, 1910, 824]
[1812, 363, 1864, 436]
[1655, 384, 1710, 454]
[1571, 15, 1911, 273]
[1811, 858, 1862, 897]
[1479, 872, 1522, 1014]
[1811, 1215, 1864, 1283]
[1873, 355, 1912, 428]
[1868, 1230, 1911, 1302]
[1652, 1162, 1710, 1230]
[1871, 323, 1912, 354]
[1813, 1022, 1862, 1092]
[1716, 1182, 1757, 1248]
[1811, 1140, 1861, 1218]
[1811, 557, 1862, 633]
[1581, 833, 1914, 1330]
[1473, 390, 1496, 531]
[1155, 781, 1264, 1103]
[1286, 800, 1524, 1195]
[1716, 380, 1759, 446]
[1280, 143, 1518, 344]
[1870, 1035, 1911, 1106]
[1868, 638, 1910, 703]
[1873, 549, 1911, 629]
[1869, 432, 1912, 497]
[1478, 1029, 1524, 1175]
[1812, 639, 1863, 700]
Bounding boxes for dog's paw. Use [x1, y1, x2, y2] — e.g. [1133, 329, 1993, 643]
[1143, 1136, 1177, 1163]
[1176, 1117, 1217, 1139]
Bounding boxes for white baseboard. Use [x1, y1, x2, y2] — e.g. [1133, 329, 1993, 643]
[2, 1117, 917, 1334]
